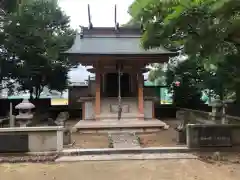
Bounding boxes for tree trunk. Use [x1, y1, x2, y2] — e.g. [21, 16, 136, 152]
[29, 87, 34, 100]
[35, 87, 40, 99]
[35, 86, 43, 99]
[236, 85, 240, 104]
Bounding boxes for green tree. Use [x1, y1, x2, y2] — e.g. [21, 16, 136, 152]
[165, 57, 206, 106]
[0, 0, 19, 13]
[128, 0, 240, 103]
[0, 0, 20, 92]
[2, 1, 75, 99]
[148, 63, 166, 86]
[129, 0, 240, 55]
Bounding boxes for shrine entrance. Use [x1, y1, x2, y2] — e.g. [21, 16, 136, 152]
[105, 73, 131, 97]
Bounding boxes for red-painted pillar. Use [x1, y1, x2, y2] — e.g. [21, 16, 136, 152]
[95, 68, 101, 120]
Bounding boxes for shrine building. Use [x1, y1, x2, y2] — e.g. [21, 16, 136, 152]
[64, 5, 177, 124]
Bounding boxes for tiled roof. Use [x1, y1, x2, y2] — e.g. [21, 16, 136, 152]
[65, 27, 177, 55]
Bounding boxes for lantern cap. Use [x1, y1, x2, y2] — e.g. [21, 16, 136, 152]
[15, 99, 35, 109]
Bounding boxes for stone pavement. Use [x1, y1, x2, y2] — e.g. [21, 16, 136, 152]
[55, 153, 197, 162]
[109, 132, 140, 148]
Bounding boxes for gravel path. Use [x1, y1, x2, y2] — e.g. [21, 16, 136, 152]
[109, 132, 140, 148]
[1, 159, 240, 180]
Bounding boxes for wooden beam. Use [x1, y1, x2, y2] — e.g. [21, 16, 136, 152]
[72, 54, 170, 65]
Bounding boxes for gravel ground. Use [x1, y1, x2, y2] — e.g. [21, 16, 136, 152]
[65, 120, 110, 149]
[69, 133, 110, 149]
[109, 132, 140, 148]
[1, 159, 240, 180]
[0, 155, 58, 163]
[138, 120, 183, 147]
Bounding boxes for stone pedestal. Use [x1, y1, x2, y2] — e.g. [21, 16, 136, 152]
[209, 97, 222, 123]
[63, 129, 71, 145]
[176, 130, 186, 144]
[16, 115, 33, 127]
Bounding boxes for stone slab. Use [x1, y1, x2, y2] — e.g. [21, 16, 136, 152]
[186, 124, 238, 148]
[0, 127, 64, 152]
[74, 120, 167, 129]
[55, 153, 197, 162]
[61, 147, 190, 156]
[0, 134, 28, 152]
[28, 132, 58, 152]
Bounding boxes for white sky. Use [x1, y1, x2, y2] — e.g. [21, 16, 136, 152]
[58, 0, 134, 82]
[58, 0, 133, 28]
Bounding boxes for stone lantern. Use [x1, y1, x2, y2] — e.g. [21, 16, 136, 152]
[15, 99, 35, 127]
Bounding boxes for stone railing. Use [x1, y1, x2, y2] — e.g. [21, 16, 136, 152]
[0, 116, 9, 127]
[177, 109, 215, 125]
[178, 108, 240, 124]
[186, 124, 240, 148]
[0, 126, 64, 153]
[178, 108, 209, 118]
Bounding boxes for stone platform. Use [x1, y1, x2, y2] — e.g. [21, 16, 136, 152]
[73, 119, 168, 133]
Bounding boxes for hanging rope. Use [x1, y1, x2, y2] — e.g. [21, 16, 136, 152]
[117, 63, 122, 120]
[117, 101, 122, 120]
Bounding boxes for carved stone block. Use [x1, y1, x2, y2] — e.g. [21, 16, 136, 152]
[110, 104, 129, 113]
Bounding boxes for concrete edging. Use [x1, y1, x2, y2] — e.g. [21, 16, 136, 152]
[23, 147, 189, 156]
[0, 126, 64, 132]
[61, 147, 191, 155]
[10, 146, 240, 157]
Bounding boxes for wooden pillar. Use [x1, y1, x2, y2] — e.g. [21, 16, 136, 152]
[95, 67, 101, 120]
[138, 72, 144, 120]
[152, 101, 155, 119]
[82, 102, 85, 120]
[130, 74, 133, 93]
[102, 73, 105, 94]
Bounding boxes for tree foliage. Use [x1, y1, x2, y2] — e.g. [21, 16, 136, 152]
[148, 63, 166, 86]
[1, 1, 76, 98]
[128, 0, 240, 104]
[129, 0, 240, 55]
[0, 0, 19, 13]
